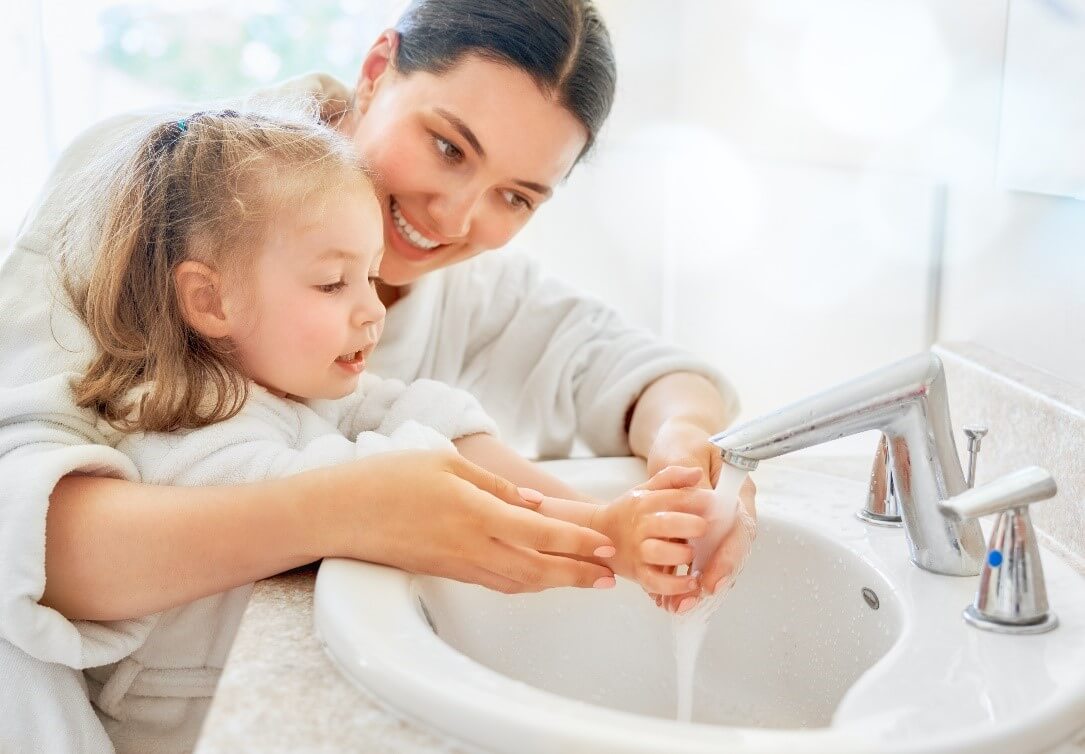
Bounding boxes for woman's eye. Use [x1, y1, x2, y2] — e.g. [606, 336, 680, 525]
[502, 190, 533, 211]
[368, 275, 381, 287]
[435, 135, 464, 163]
[318, 281, 346, 294]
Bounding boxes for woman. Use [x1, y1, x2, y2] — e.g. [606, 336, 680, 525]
[0, 1, 751, 749]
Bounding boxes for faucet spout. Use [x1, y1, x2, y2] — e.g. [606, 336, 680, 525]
[710, 353, 985, 576]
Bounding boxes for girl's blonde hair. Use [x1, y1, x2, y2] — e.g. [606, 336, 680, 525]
[66, 109, 373, 433]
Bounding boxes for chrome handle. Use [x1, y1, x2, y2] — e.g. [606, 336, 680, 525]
[939, 465, 1056, 521]
[938, 466, 1059, 634]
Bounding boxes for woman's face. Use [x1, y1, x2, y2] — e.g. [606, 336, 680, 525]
[341, 34, 588, 287]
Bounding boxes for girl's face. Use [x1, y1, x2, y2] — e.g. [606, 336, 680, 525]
[341, 35, 589, 287]
[225, 183, 386, 400]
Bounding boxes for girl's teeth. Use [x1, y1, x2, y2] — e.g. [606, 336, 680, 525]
[392, 199, 440, 250]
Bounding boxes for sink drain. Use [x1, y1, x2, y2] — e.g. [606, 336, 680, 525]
[861, 587, 880, 610]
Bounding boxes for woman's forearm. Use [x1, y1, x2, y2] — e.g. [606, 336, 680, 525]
[41, 474, 322, 622]
[627, 372, 737, 458]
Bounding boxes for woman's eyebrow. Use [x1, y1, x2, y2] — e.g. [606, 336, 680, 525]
[434, 108, 554, 198]
[434, 108, 485, 157]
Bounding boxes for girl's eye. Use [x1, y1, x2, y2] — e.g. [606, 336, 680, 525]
[318, 281, 346, 294]
[368, 275, 381, 288]
[501, 189, 533, 212]
[434, 135, 464, 164]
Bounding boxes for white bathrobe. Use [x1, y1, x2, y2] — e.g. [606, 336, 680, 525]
[0, 74, 736, 752]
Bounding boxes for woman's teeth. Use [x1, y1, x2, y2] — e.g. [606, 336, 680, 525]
[391, 199, 441, 250]
[337, 351, 362, 363]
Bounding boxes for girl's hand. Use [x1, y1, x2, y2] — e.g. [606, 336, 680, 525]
[594, 466, 714, 596]
[322, 449, 617, 594]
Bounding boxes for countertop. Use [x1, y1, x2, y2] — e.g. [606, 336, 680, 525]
[191, 451, 1085, 753]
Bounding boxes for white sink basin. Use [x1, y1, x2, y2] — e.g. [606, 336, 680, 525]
[314, 458, 1085, 754]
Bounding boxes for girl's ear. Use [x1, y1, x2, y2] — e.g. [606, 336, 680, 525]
[354, 29, 400, 115]
[174, 260, 230, 339]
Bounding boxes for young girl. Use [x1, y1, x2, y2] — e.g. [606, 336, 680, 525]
[8, 108, 715, 752]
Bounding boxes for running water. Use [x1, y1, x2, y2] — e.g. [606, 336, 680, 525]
[673, 463, 750, 722]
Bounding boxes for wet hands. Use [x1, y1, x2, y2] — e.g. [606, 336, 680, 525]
[594, 466, 718, 598]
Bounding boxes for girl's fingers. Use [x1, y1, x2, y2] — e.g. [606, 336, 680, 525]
[640, 538, 694, 567]
[640, 511, 708, 540]
[637, 465, 703, 491]
[637, 566, 700, 596]
[635, 487, 716, 517]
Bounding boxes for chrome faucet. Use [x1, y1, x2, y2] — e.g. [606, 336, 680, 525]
[709, 352, 986, 577]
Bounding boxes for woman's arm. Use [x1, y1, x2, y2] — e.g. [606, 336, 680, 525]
[628, 371, 738, 483]
[41, 450, 615, 622]
[41, 473, 319, 621]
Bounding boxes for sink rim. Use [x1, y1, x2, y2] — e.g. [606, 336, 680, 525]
[313, 459, 1085, 754]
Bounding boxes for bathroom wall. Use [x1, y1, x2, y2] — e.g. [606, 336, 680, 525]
[4, 0, 1081, 414]
[517, 0, 1084, 419]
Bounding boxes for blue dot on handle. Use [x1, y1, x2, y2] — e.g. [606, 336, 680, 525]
[988, 550, 1003, 568]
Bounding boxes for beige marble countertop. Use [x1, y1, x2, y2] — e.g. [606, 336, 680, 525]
[191, 450, 1085, 753]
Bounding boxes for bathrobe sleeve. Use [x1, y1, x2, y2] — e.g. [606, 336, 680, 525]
[434, 251, 739, 458]
[308, 373, 497, 442]
[115, 386, 474, 491]
[0, 375, 157, 671]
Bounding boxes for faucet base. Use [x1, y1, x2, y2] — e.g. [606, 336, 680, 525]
[855, 509, 903, 528]
[962, 605, 1059, 635]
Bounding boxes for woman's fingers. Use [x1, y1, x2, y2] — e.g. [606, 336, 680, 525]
[640, 538, 694, 567]
[489, 501, 614, 560]
[488, 542, 615, 590]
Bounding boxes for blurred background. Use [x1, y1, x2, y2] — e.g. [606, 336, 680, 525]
[3, 0, 1083, 423]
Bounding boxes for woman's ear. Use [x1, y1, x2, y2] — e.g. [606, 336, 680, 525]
[354, 29, 399, 115]
[174, 260, 230, 340]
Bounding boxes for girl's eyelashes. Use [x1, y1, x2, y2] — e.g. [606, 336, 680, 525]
[433, 134, 464, 164]
[317, 281, 346, 294]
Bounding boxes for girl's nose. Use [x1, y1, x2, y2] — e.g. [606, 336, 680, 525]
[351, 293, 386, 332]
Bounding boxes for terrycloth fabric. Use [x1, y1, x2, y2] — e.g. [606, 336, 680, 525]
[0, 72, 737, 753]
[0, 372, 494, 754]
[87, 375, 493, 752]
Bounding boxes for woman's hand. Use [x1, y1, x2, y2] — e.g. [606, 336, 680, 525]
[645, 416, 722, 486]
[661, 475, 758, 612]
[319, 449, 617, 594]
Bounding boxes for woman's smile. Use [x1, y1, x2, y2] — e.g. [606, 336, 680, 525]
[387, 197, 448, 262]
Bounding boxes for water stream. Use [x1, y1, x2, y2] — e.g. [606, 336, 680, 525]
[673, 463, 749, 722]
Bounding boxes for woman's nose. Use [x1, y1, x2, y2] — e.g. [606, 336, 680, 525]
[428, 186, 484, 240]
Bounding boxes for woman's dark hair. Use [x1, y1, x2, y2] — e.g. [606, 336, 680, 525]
[394, 0, 616, 157]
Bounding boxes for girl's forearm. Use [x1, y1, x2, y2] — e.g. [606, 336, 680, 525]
[453, 433, 598, 503]
[41, 474, 323, 621]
